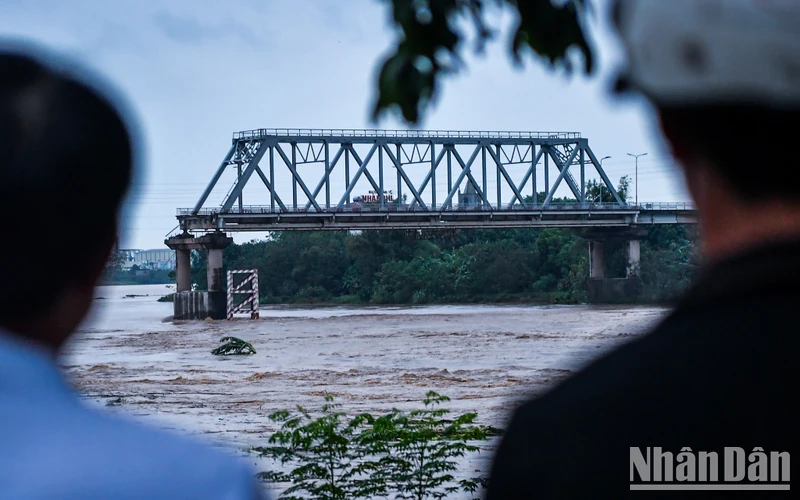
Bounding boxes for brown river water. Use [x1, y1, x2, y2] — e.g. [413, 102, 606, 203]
[62, 284, 669, 498]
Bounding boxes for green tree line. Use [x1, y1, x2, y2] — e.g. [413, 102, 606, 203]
[191, 222, 699, 306]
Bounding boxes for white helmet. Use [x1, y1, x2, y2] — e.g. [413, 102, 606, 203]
[612, 0, 800, 108]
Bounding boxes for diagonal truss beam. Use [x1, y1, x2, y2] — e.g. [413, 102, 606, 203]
[410, 147, 446, 209]
[254, 163, 287, 211]
[336, 143, 379, 208]
[515, 146, 546, 206]
[193, 144, 235, 214]
[304, 144, 345, 210]
[543, 145, 582, 200]
[542, 146, 580, 207]
[583, 146, 624, 205]
[348, 145, 385, 203]
[221, 142, 269, 212]
[274, 144, 323, 212]
[441, 145, 488, 210]
[486, 147, 528, 208]
[382, 145, 429, 210]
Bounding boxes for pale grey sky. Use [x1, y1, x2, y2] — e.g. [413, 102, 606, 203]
[0, 0, 690, 249]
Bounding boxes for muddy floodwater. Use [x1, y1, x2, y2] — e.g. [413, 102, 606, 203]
[63, 284, 669, 497]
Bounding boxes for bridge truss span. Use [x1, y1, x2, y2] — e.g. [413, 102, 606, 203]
[179, 128, 695, 233]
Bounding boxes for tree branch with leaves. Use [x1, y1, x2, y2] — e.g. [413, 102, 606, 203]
[373, 0, 595, 124]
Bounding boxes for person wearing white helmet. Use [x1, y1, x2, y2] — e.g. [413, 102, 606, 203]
[486, 0, 799, 497]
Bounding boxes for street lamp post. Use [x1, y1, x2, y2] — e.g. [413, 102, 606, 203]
[627, 152, 647, 205]
[600, 156, 611, 203]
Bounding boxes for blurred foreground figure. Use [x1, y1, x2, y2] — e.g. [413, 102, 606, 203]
[487, 0, 799, 497]
[0, 45, 265, 499]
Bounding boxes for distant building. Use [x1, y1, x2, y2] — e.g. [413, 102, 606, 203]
[118, 248, 176, 270]
[458, 182, 482, 208]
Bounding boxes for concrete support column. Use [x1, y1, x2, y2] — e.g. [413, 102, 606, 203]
[166, 232, 232, 320]
[175, 249, 192, 292]
[589, 241, 604, 279]
[627, 239, 641, 277]
[207, 248, 224, 292]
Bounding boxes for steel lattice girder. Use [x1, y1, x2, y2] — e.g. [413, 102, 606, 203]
[187, 129, 627, 219]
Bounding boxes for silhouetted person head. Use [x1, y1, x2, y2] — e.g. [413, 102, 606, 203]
[0, 44, 135, 350]
[612, 0, 800, 262]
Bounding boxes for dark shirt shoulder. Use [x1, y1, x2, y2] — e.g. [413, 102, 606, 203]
[487, 239, 800, 499]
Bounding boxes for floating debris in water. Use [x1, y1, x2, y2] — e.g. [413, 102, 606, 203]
[212, 336, 256, 355]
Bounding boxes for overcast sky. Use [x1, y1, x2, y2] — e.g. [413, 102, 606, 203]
[1, 0, 690, 249]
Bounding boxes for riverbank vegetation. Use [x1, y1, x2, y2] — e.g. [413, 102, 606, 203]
[190, 224, 699, 306]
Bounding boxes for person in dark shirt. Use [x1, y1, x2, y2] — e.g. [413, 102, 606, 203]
[486, 0, 800, 498]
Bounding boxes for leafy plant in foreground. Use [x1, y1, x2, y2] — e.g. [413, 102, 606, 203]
[372, 392, 489, 499]
[254, 394, 377, 499]
[254, 392, 492, 499]
[211, 336, 256, 355]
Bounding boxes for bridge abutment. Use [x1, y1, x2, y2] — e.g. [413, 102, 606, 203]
[166, 232, 233, 320]
[583, 228, 647, 303]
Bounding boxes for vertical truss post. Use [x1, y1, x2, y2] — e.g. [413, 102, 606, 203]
[532, 144, 538, 205]
[495, 145, 501, 208]
[324, 141, 330, 209]
[237, 162, 244, 212]
[378, 143, 385, 208]
[269, 146, 276, 212]
[291, 142, 298, 209]
[396, 143, 402, 207]
[544, 149, 550, 198]
[446, 147, 452, 207]
[344, 146, 350, 207]
[430, 142, 436, 208]
[482, 144, 488, 207]
[580, 147, 586, 205]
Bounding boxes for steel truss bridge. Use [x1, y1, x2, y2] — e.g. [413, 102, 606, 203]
[177, 128, 697, 232]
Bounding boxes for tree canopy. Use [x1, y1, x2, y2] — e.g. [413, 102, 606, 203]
[374, 0, 594, 123]
[191, 223, 699, 306]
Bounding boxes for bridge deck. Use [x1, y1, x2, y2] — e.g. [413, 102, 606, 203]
[176, 203, 696, 232]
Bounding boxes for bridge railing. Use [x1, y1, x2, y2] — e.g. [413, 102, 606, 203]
[636, 202, 696, 210]
[178, 202, 695, 216]
[232, 128, 582, 141]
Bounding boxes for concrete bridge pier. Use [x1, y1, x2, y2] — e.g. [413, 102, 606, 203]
[165, 232, 233, 319]
[589, 241, 604, 279]
[627, 239, 640, 277]
[583, 228, 647, 303]
[175, 248, 192, 292]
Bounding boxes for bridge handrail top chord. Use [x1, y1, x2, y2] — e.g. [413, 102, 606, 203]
[178, 202, 696, 216]
[232, 128, 582, 141]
